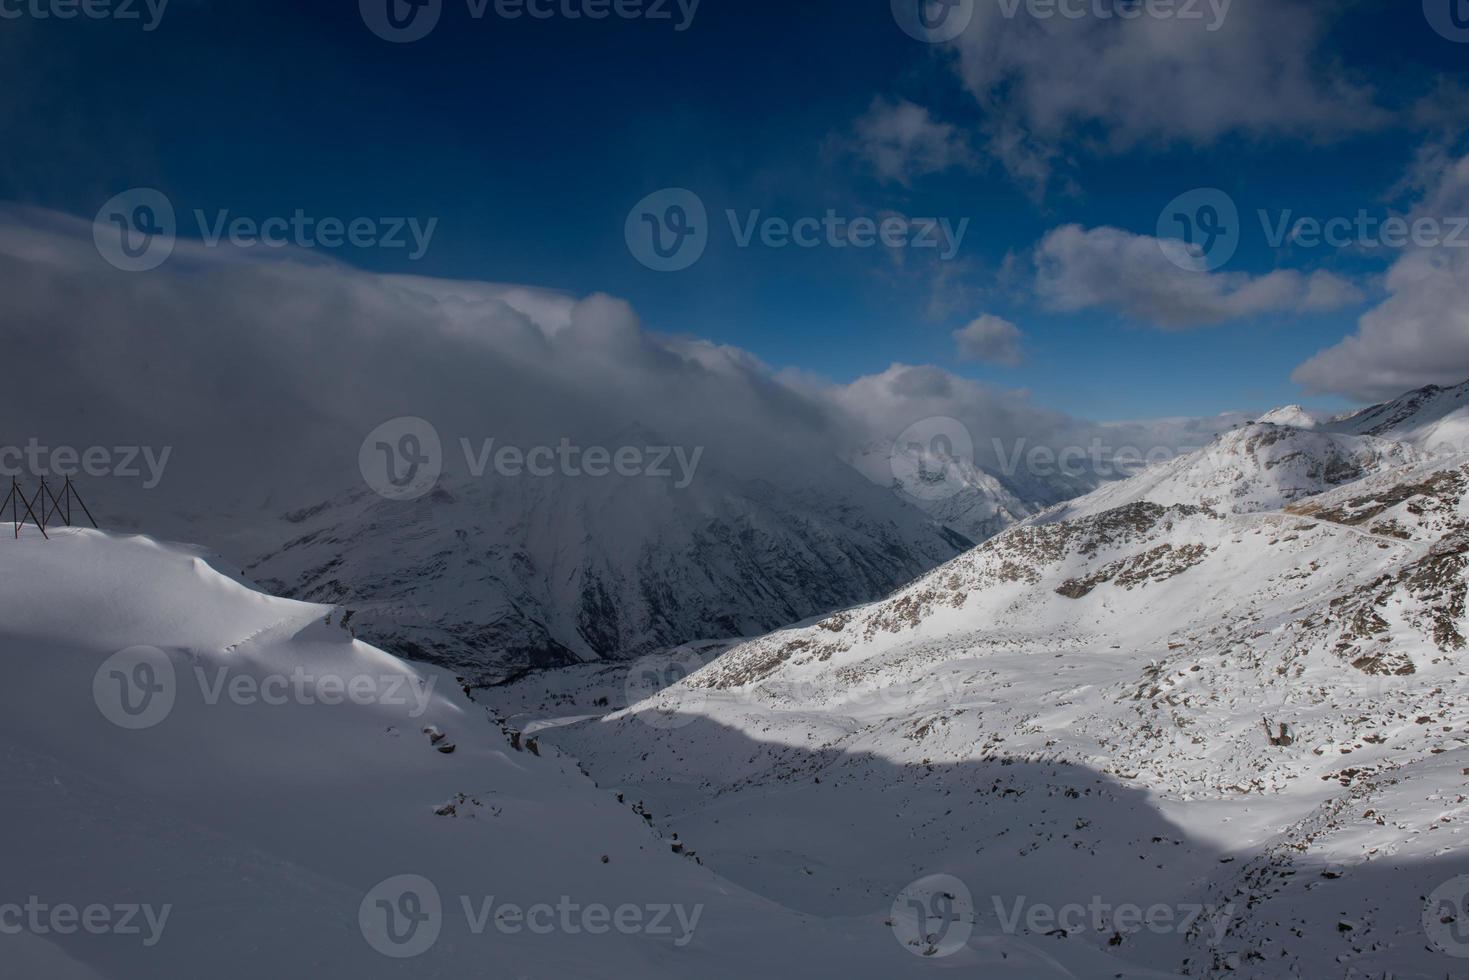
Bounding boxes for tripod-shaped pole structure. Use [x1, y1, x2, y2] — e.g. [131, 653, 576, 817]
[2, 479, 48, 539]
[60, 477, 98, 529]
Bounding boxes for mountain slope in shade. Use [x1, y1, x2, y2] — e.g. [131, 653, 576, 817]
[1, 528, 1195, 979]
[540, 436, 1469, 978]
[246, 457, 970, 683]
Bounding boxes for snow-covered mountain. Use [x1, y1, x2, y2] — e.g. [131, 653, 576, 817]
[15, 380, 1469, 978]
[3, 527, 1071, 979]
[245, 457, 972, 683]
[1325, 378, 1469, 451]
[1038, 422, 1426, 522]
[524, 381, 1469, 979]
[1255, 404, 1324, 429]
[848, 439, 1047, 542]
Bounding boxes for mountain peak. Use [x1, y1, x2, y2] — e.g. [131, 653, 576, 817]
[1256, 404, 1323, 429]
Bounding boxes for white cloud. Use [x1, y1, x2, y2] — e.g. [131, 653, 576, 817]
[953, 314, 1024, 365]
[1034, 224, 1363, 329]
[0, 205, 1245, 526]
[1293, 151, 1469, 401]
[851, 98, 972, 185]
[948, 0, 1387, 189]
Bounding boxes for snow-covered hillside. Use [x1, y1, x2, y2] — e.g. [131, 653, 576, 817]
[1255, 405, 1324, 429]
[527, 386, 1469, 979]
[244, 458, 970, 683]
[1039, 422, 1425, 522]
[4, 528, 1117, 979]
[1326, 379, 1469, 452]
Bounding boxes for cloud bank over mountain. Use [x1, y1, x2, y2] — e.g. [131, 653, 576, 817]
[0, 205, 1238, 516]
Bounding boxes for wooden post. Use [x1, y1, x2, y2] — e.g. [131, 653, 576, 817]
[6, 480, 47, 539]
[64, 477, 98, 529]
[39, 480, 67, 527]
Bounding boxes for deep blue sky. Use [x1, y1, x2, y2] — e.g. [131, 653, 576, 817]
[2, 0, 1462, 419]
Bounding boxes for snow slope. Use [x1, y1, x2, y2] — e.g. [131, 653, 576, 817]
[539, 438, 1469, 978]
[1326, 379, 1469, 452]
[1255, 404, 1324, 429]
[2, 528, 1114, 979]
[1038, 422, 1426, 522]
